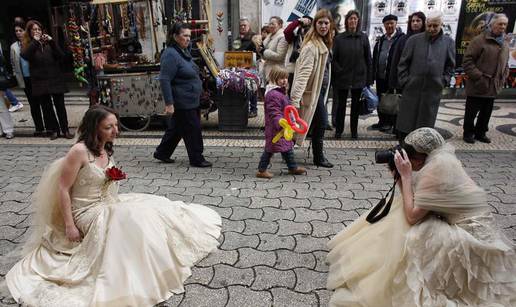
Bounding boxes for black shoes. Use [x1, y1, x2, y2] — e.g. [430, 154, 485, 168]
[191, 160, 212, 168]
[475, 135, 491, 144]
[371, 123, 381, 130]
[49, 132, 59, 140]
[314, 157, 334, 168]
[335, 133, 342, 139]
[379, 125, 392, 133]
[153, 152, 175, 163]
[248, 111, 257, 118]
[463, 135, 475, 144]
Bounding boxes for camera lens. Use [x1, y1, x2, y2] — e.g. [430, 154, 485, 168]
[375, 149, 394, 164]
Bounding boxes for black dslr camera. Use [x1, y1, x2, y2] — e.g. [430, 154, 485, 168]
[375, 144, 403, 172]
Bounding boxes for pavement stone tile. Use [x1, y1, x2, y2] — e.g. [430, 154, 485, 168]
[184, 267, 214, 286]
[294, 235, 330, 253]
[294, 268, 328, 293]
[226, 286, 273, 307]
[293, 208, 328, 223]
[262, 208, 295, 221]
[179, 284, 228, 307]
[210, 264, 254, 288]
[222, 220, 245, 234]
[275, 250, 316, 270]
[230, 207, 264, 221]
[277, 220, 313, 236]
[270, 288, 318, 307]
[251, 266, 296, 290]
[243, 219, 278, 235]
[220, 232, 260, 250]
[279, 197, 311, 209]
[196, 249, 238, 267]
[235, 247, 277, 268]
[310, 221, 346, 238]
[257, 234, 296, 252]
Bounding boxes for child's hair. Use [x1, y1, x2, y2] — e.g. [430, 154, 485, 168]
[267, 65, 289, 85]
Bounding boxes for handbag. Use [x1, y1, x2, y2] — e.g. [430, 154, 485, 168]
[379, 90, 401, 115]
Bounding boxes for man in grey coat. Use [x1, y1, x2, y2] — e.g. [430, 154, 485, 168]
[396, 11, 455, 140]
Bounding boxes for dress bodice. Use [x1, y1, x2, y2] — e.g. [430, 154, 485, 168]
[70, 157, 119, 210]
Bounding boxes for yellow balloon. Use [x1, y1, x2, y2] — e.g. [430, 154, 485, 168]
[272, 118, 295, 143]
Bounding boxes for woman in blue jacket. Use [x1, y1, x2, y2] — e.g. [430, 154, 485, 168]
[153, 23, 211, 167]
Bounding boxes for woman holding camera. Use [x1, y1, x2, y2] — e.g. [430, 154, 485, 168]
[326, 127, 516, 306]
[21, 20, 73, 140]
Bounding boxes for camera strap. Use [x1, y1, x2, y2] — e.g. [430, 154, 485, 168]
[366, 177, 398, 224]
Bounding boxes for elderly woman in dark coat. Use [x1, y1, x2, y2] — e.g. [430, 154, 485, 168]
[332, 10, 372, 139]
[395, 12, 455, 140]
[21, 20, 73, 140]
[153, 22, 211, 168]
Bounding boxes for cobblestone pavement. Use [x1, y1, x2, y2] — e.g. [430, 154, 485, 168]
[0, 145, 515, 307]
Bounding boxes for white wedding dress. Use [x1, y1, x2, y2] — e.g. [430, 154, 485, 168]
[6, 156, 222, 306]
[327, 145, 516, 307]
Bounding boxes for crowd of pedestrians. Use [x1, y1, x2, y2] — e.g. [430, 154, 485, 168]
[1, 17, 73, 140]
[241, 10, 510, 155]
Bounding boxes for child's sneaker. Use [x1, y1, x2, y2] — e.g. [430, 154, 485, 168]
[288, 167, 307, 175]
[256, 170, 273, 179]
[9, 103, 24, 112]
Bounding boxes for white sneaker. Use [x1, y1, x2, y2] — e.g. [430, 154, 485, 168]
[5, 133, 14, 139]
[8, 103, 24, 112]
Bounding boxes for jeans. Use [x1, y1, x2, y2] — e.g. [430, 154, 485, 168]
[258, 149, 297, 171]
[4, 89, 19, 105]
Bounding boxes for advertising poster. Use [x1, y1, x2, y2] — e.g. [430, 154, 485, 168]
[366, 0, 463, 53]
[455, 0, 516, 68]
[316, 0, 368, 33]
[261, 0, 317, 25]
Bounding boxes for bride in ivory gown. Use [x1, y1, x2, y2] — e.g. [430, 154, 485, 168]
[5, 105, 222, 306]
[326, 127, 516, 307]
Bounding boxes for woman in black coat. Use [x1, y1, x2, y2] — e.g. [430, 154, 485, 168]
[332, 10, 372, 139]
[388, 11, 426, 91]
[21, 20, 73, 140]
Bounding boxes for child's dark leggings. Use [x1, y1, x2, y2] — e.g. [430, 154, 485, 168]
[258, 149, 297, 171]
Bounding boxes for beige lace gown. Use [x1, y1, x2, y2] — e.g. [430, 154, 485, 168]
[327, 146, 516, 307]
[6, 158, 222, 306]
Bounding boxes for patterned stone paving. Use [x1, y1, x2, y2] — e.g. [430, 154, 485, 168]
[0, 145, 515, 307]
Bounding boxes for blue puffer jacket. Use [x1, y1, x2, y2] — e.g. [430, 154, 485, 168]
[159, 43, 202, 109]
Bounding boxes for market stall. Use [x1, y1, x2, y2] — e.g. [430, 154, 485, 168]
[53, 0, 220, 131]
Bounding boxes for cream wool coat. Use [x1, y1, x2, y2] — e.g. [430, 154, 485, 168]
[290, 39, 330, 146]
[262, 29, 288, 81]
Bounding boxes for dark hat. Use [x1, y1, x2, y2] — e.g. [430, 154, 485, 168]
[382, 14, 398, 23]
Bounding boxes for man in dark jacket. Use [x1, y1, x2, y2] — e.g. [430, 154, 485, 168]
[372, 14, 405, 133]
[462, 13, 509, 144]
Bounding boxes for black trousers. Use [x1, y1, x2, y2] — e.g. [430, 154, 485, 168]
[463, 96, 495, 137]
[376, 78, 396, 126]
[335, 88, 362, 136]
[155, 108, 205, 165]
[23, 77, 46, 132]
[35, 93, 69, 134]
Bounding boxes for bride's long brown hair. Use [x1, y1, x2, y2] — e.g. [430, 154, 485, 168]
[77, 105, 119, 157]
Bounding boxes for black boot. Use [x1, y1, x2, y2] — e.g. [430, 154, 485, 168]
[312, 139, 333, 168]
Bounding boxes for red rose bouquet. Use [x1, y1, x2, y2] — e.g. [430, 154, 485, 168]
[101, 167, 127, 198]
[106, 166, 127, 181]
